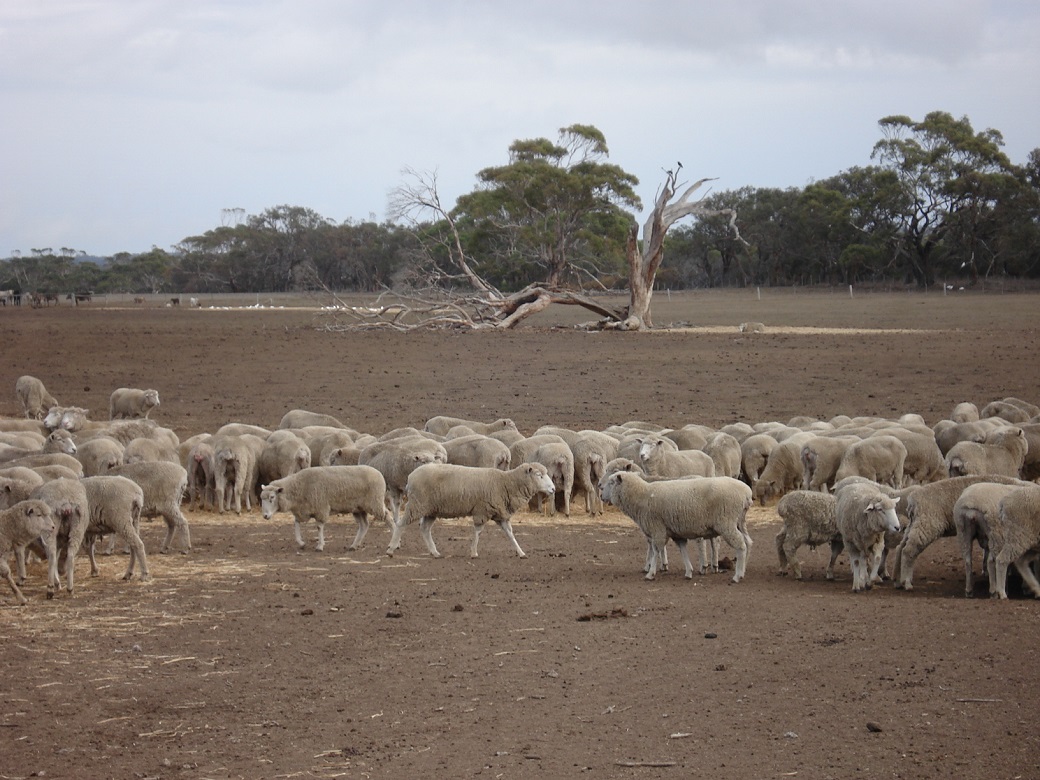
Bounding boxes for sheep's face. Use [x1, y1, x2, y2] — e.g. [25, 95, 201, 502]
[260, 485, 283, 520]
[43, 407, 65, 430]
[524, 463, 555, 496]
[600, 472, 624, 505]
[866, 496, 901, 534]
[60, 408, 89, 431]
[144, 390, 161, 408]
[638, 438, 663, 463]
[47, 430, 77, 455]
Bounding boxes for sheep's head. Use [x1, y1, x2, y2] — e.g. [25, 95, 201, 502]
[47, 430, 77, 455]
[866, 495, 901, 534]
[259, 484, 284, 519]
[600, 471, 627, 505]
[143, 390, 161, 408]
[523, 463, 555, 497]
[60, 407, 90, 432]
[43, 406, 65, 430]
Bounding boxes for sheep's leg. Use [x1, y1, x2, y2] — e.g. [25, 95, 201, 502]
[826, 539, 843, 581]
[1012, 556, 1040, 598]
[710, 537, 720, 572]
[0, 561, 28, 606]
[867, 538, 885, 587]
[315, 520, 326, 552]
[419, 517, 442, 558]
[121, 528, 150, 581]
[495, 518, 526, 559]
[775, 530, 789, 576]
[993, 558, 1010, 599]
[14, 546, 27, 585]
[782, 540, 803, 580]
[642, 536, 654, 573]
[293, 519, 306, 550]
[644, 540, 662, 581]
[986, 553, 998, 597]
[695, 539, 708, 575]
[175, 510, 192, 553]
[386, 517, 406, 557]
[348, 513, 369, 551]
[675, 539, 695, 579]
[86, 538, 101, 577]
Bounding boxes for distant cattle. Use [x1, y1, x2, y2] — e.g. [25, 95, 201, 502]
[0, 289, 13, 306]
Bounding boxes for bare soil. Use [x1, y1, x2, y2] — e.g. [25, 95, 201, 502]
[1, 289, 1039, 780]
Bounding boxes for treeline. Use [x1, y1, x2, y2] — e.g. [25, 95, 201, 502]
[3, 112, 1037, 296]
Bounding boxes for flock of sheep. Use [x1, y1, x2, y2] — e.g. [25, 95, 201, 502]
[2, 373, 1040, 608]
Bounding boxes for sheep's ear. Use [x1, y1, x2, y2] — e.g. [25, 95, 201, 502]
[892, 496, 900, 507]
[276, 486, 284, 494]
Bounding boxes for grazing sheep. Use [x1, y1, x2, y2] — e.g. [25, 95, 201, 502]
[359, 437, 448, 527]
[800, 436, 858, 492]
[570, 432, 619, 516]
[107, 461, 191, 554]
[302, 429, 354, 466]
[870, 427, 946, 485]
[0, 500, 56, 604]
[892, 474, 1030, 591]
[425, 416, 518, 437]
[488, 428, 525, 447]
[81, 475, 148, 581]
[277, 409, 352, 431]
[950, 402, 980, 423]
[833, 435, 907, 488]
[945, 426, 1027, 479]
[509, 435, 567, 469]
[261, 465, 389, 552]
[185, 439, 216, 511]
[738, 321, 766, 333]
[662, 426, 710, 451]
[442, 434, 511, 470]
[258, 433, 312, 484]
[388, 462, 555, 559]
[775, 490, 842, 580]
[991, 485, 1040, 599]
[0, 428, 77, 463]
[0, 418, 48, 435]
[4, 452, 84, 475]
[702, 431, 742, 479]
[934, 420, 997, 456]
[109, 387, 161, 420]
[600, 472, 752, 582]
[741, 433, 778, 485]
[75, 436, 125, 476]
[215, 422, 273, 439]
[326, 445, 363, 466]
[0, 430, 46, 450]
[752, 432, 814, 505]
[639, 434, 715, 479]
[527, 441, 575, 516]
[122, 436, 179, 465]
[15, 376, 59, 420]
[835, 483, 901, 592]
[952, 482, 1026, 598]
[980, 400, 1030, 424]
[1000, 397, 1040, 418]
[29, 478, 89, 595]
[210, 435, 260, 514]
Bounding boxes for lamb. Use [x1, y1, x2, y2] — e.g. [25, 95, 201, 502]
[600, 471, 752, 582]
[738, 321, 766, 333]
[741, 433, 778, 485]
[991, 485, 1040, 599]
[109, 387, 161, 420]
[277, 409, 352, 431]
[0, 500, 56, 604]
[833, 435, 907, 488]
[945, 426, 1027, 479]
[358, 436, 448, 527]
[752, 432, 814, 505]
[775, 490, 842, 580]
[891, 474, 1031, 591]
[639, 434, 715, 480]
[387, 462, 555, 559]
[75, 436, 125, 476]
[15, 375, 59, 420]
[29, 478, 90, 595]
[950, 402, 980, 423]
[834, 482, 901, 592]
[442, 434, 511, 470]
[952, 482, 1026, 598]
[258, 433, 312, 484]
[424, 416, 518, 437]
[80, 475, 148, 581]
[261, 465, 389, 552]
[527, 441, 575, 516]
[107, 461, 191, 554]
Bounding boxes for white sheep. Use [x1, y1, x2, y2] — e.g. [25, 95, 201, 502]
[892, 474, 1030, 591]
[424, 416, 518, 437]
[870, 427, 946, 485]
[799, 435, 859, 492]
[81, 475, 148, 581]
[15, 375, 59, 420]
[775, 490, 842, 580]
[833, 435, 907, 488]
[185, 439, 216, 510]
[991, 485, 1040, 599]
[950, 402, 980, 423]
[835, 482, 900, 592]
[527, 441, 575, 516]
[952, 482, 1026, 598]
[0, 428, 77, 462]
[109, 387, 161, 420]
[277, 409, 353, 430]
[1000, 396, 1040, 418]
[945, 426, 1027, 479]
[442, 434, 511, 470]
[215, 422, 274, 439]
[702, 431, 742, 479]
[740, 433, 778, 485]
[388, 462, 555, 559]
[261, 465, 389, 552]
[210, 434, 260, 514]
[570, 432, 619, 516]
[75, 436, 125, 476]
[258, 433, 312, 484]
[359, 436, 448, 527]
[639, 434, 715, 479]
[738, 321, 765, 333]
[752, 432, 814, 505]
[0, 499, 56, 604]
[28, 477, 90, 595]
[107, 461, 191, 554]
[509, 435, 567, 469]
[600, 472, 752, 582]
[122, 436, 180, 465]
[979, 400, 1030, 424]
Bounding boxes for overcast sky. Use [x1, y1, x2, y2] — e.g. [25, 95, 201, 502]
[2, 1, 1038, 257]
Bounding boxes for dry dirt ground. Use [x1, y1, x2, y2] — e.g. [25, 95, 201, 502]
[1, 288, 1039, 780]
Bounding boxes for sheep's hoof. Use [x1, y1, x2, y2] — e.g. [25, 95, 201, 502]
[46, 590, 54, 600]
[348, 545, 359, 552]
[684, 572, 694, 580]
[385, 548, 395, 557]
[315, 546, 325, 552]
[516, 552, 527, 559]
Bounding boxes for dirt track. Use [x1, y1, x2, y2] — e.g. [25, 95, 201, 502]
[1, 289, 1039, 779]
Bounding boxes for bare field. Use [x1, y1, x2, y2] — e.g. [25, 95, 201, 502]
[1, 289, 1039, 780]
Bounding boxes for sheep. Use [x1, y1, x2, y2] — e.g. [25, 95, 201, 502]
[934, 420, 999, 456]
[639, 434, 715, 480]
[15, 375, 59, 420]
[488, 428, 525, 447]
[122, 436, 179, 465]
[979, 400, 1030, 424]
[215, 422, 273, 439]
[662, 426, 709, 451]
[301, 428, 354, 465]
[752, 432, 814, 505]
[4, 452, 83, 475]
[109, 387, 161, 420]
[210, 434, 259, 514]
[425, 416, 518, 437]
[800, 436, 858, 492]
[600, 471, 752, 582]
[0, 467, 45, 491]
[991, 485, 1040, 599]
[0, 474, 42, 510]
[261, 465, 389, 552]
[277, 409, 352, 431]
[833, 435, 907, 488]
[107, 461, 191, 554]
[28, 478, 89, 595]
[570, 432, 619, 516]
[738, 321, 766, 334]
[388, 462, 555, 559]
[775, 490, 842, 580]
[0, 500, 56, 604]
[0, 418, 48, 435]
[0, 430, 46, 449]
[951, 402, 980, 423]
[258, 433, 312, 485]
[1000, 396, 1040, 418]
[891, 474, 1030, 591]
[75, 436, 125, 476]
[326, 445, 363, 466]
[509, 435, 567, 469]
[870, 427, 946, 485]
[0, 428, 77, 463]
[1020, 423, 1040, 481]
[741, 433, 778, 485]
[952, 482, 1027, 598]
[616, 431, 674, 463]
[442, 434, 511, 470]
[702, 431, 742, 479]
[359, 436, 448, 527]
[527, 441, 574, 516]
[835, 482, 901, 592]
[80, 475, 148, 581]
[945, 426, 1027, 479]
[185, 439, 216, 510]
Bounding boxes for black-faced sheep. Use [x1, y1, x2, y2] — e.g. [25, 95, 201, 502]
[388, 462, 555, 559]
[109, 387, 161, 420]
[261, 465, 389, 552]
[15, 376, 59, 421]
[834, 483, 900, 592]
